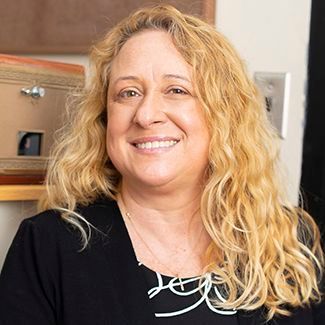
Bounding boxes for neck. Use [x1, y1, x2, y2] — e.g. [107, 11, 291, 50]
[118, 178, 203, 226]
[117, 180, 211, 278]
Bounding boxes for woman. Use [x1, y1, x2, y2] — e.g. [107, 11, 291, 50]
[0, 5, 323, 324]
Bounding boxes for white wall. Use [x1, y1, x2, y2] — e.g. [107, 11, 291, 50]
[216, 0, 312, 203]
[0, 202, 38, 268]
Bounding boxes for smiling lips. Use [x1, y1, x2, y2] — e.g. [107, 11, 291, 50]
[135, 140, 178, 149]
[132, 138, 179, 150]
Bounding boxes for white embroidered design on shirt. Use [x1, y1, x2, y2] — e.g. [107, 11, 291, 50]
[142, 263, 237, 318]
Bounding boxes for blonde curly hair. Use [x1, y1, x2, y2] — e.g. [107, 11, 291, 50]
[41, 4, 324, 320]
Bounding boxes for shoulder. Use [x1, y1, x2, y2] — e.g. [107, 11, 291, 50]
[76, 197, 122, 230]
[262, 302, 325, 325]
[16, 198, 120, 251]
[23, 197, 119, 232]
[243, 303, 324, 324]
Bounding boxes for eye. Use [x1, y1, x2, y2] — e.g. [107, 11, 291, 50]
[168, 87, 188, 95]
[118, 89, 140, 98]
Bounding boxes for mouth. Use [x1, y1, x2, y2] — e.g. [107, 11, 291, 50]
[131, 137, 180, 150]
[134, 140, 178, 149]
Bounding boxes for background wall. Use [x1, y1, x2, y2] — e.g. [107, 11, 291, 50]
[216, 0, 312, 204]
[23, 54, 89, 67]
[0, 0, 312, 269]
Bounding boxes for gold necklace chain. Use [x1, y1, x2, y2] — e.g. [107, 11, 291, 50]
[120, 202, 204, 291]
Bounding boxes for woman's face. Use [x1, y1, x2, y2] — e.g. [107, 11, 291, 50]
[106, 30, 210, 190]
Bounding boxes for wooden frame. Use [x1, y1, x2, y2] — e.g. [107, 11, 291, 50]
[0, 54, 84, 186]
[0, 185, 45, 201]
[0, 0, 216, 54]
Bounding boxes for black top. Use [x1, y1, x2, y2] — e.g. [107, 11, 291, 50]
[141, 263, 238, 324]
[0, 198, 323, 324]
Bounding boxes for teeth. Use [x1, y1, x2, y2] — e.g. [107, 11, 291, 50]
[152, 141, 159, 148]
[135, 140, 177, 149]
[145, 142, 151, 149]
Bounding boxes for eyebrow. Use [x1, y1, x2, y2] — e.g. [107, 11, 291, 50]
[112, 76, 139, 85]
[111, 74, 191, 85]
[163, 74, 191, 83]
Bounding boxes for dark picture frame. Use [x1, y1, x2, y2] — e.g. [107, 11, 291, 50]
[0, 0, 216, 54]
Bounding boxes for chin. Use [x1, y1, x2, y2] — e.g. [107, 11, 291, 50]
[132, 171, 178, 189]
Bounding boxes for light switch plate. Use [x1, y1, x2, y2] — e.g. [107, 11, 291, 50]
[254, 72, 290, 138]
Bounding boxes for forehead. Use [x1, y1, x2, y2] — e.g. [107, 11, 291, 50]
[109, 30, 192, 81]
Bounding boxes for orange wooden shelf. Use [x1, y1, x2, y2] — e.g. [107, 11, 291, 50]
[0, 185, 45, 201]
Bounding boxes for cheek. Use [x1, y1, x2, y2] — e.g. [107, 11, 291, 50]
[190, 107, 209, 140]
[172, 104, 209, 138]
[106, 106, 126, 139]
[106, 125, 122, 173]
[106, 107, 133, 160]
[183, 107, 210, 156]
[106, 129, 113, 161]
[106, 113, 120, 157]
[107, 102, 134, 130]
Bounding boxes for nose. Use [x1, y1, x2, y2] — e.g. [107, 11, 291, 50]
[132, 91, 167, 128]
